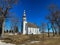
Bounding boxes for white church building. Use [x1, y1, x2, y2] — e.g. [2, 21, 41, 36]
[21, 10, 40, 35]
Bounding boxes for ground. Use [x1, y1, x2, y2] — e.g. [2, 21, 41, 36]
[0, 40, 15, 45]
[0, 34, 60, 45]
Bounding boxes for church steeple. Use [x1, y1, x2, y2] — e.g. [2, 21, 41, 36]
[23, 10, 26, 21]
[22, 10, 27, 34]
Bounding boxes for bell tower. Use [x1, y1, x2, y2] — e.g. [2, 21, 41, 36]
[22, 10, 27, 34]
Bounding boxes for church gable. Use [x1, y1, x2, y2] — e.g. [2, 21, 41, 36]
[26, 22, 39, 28]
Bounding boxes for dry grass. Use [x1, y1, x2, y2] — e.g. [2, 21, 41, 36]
[43, 37, 60, 45]
[2, 34, 41, 44]
[2, 34, 60, 45]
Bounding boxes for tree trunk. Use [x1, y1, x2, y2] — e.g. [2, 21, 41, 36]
[54, 26, 57, 35]
[48, 28, 50, 37]
[47, 23, 50, 37]
[55, 29, 57, 35]
[52, 25, 55, 36]
[59, 27, 60, 35]
[52, 27, 55, 36]
[0, 21, 4, 37]
[2, 21, 4, 37]
[0, 24, 2, 37]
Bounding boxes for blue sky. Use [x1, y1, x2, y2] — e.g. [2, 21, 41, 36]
[4, 0, 60, 32]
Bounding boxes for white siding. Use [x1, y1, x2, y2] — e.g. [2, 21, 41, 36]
[36, 28, 37, 34]
[33, 28, 35, 34]
[31, 28, 32, 34]
[23, 21, 27, 34]
[37, 28, 40, 34]
[27, 27, 40, 34]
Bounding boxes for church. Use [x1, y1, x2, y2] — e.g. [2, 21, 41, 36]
[21, 10, 40, 34]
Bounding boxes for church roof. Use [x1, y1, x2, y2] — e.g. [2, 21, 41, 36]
[26, 22, 39, 28]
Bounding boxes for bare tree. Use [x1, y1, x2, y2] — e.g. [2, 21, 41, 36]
[47, 23, 51, 37]
[54, 11, 60, 35]
[0, 0, 18, 36]
[41, 22, 47, 40]
[10, 17, 19, 33]
[14, 26, 18, 33]
[46, 4, 60, 36]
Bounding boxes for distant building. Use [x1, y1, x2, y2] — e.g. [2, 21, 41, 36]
[21, 10, 40, 34]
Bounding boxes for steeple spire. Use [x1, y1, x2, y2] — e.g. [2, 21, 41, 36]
[23, 10, 26, 16]
[23, 10, 26, 21]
